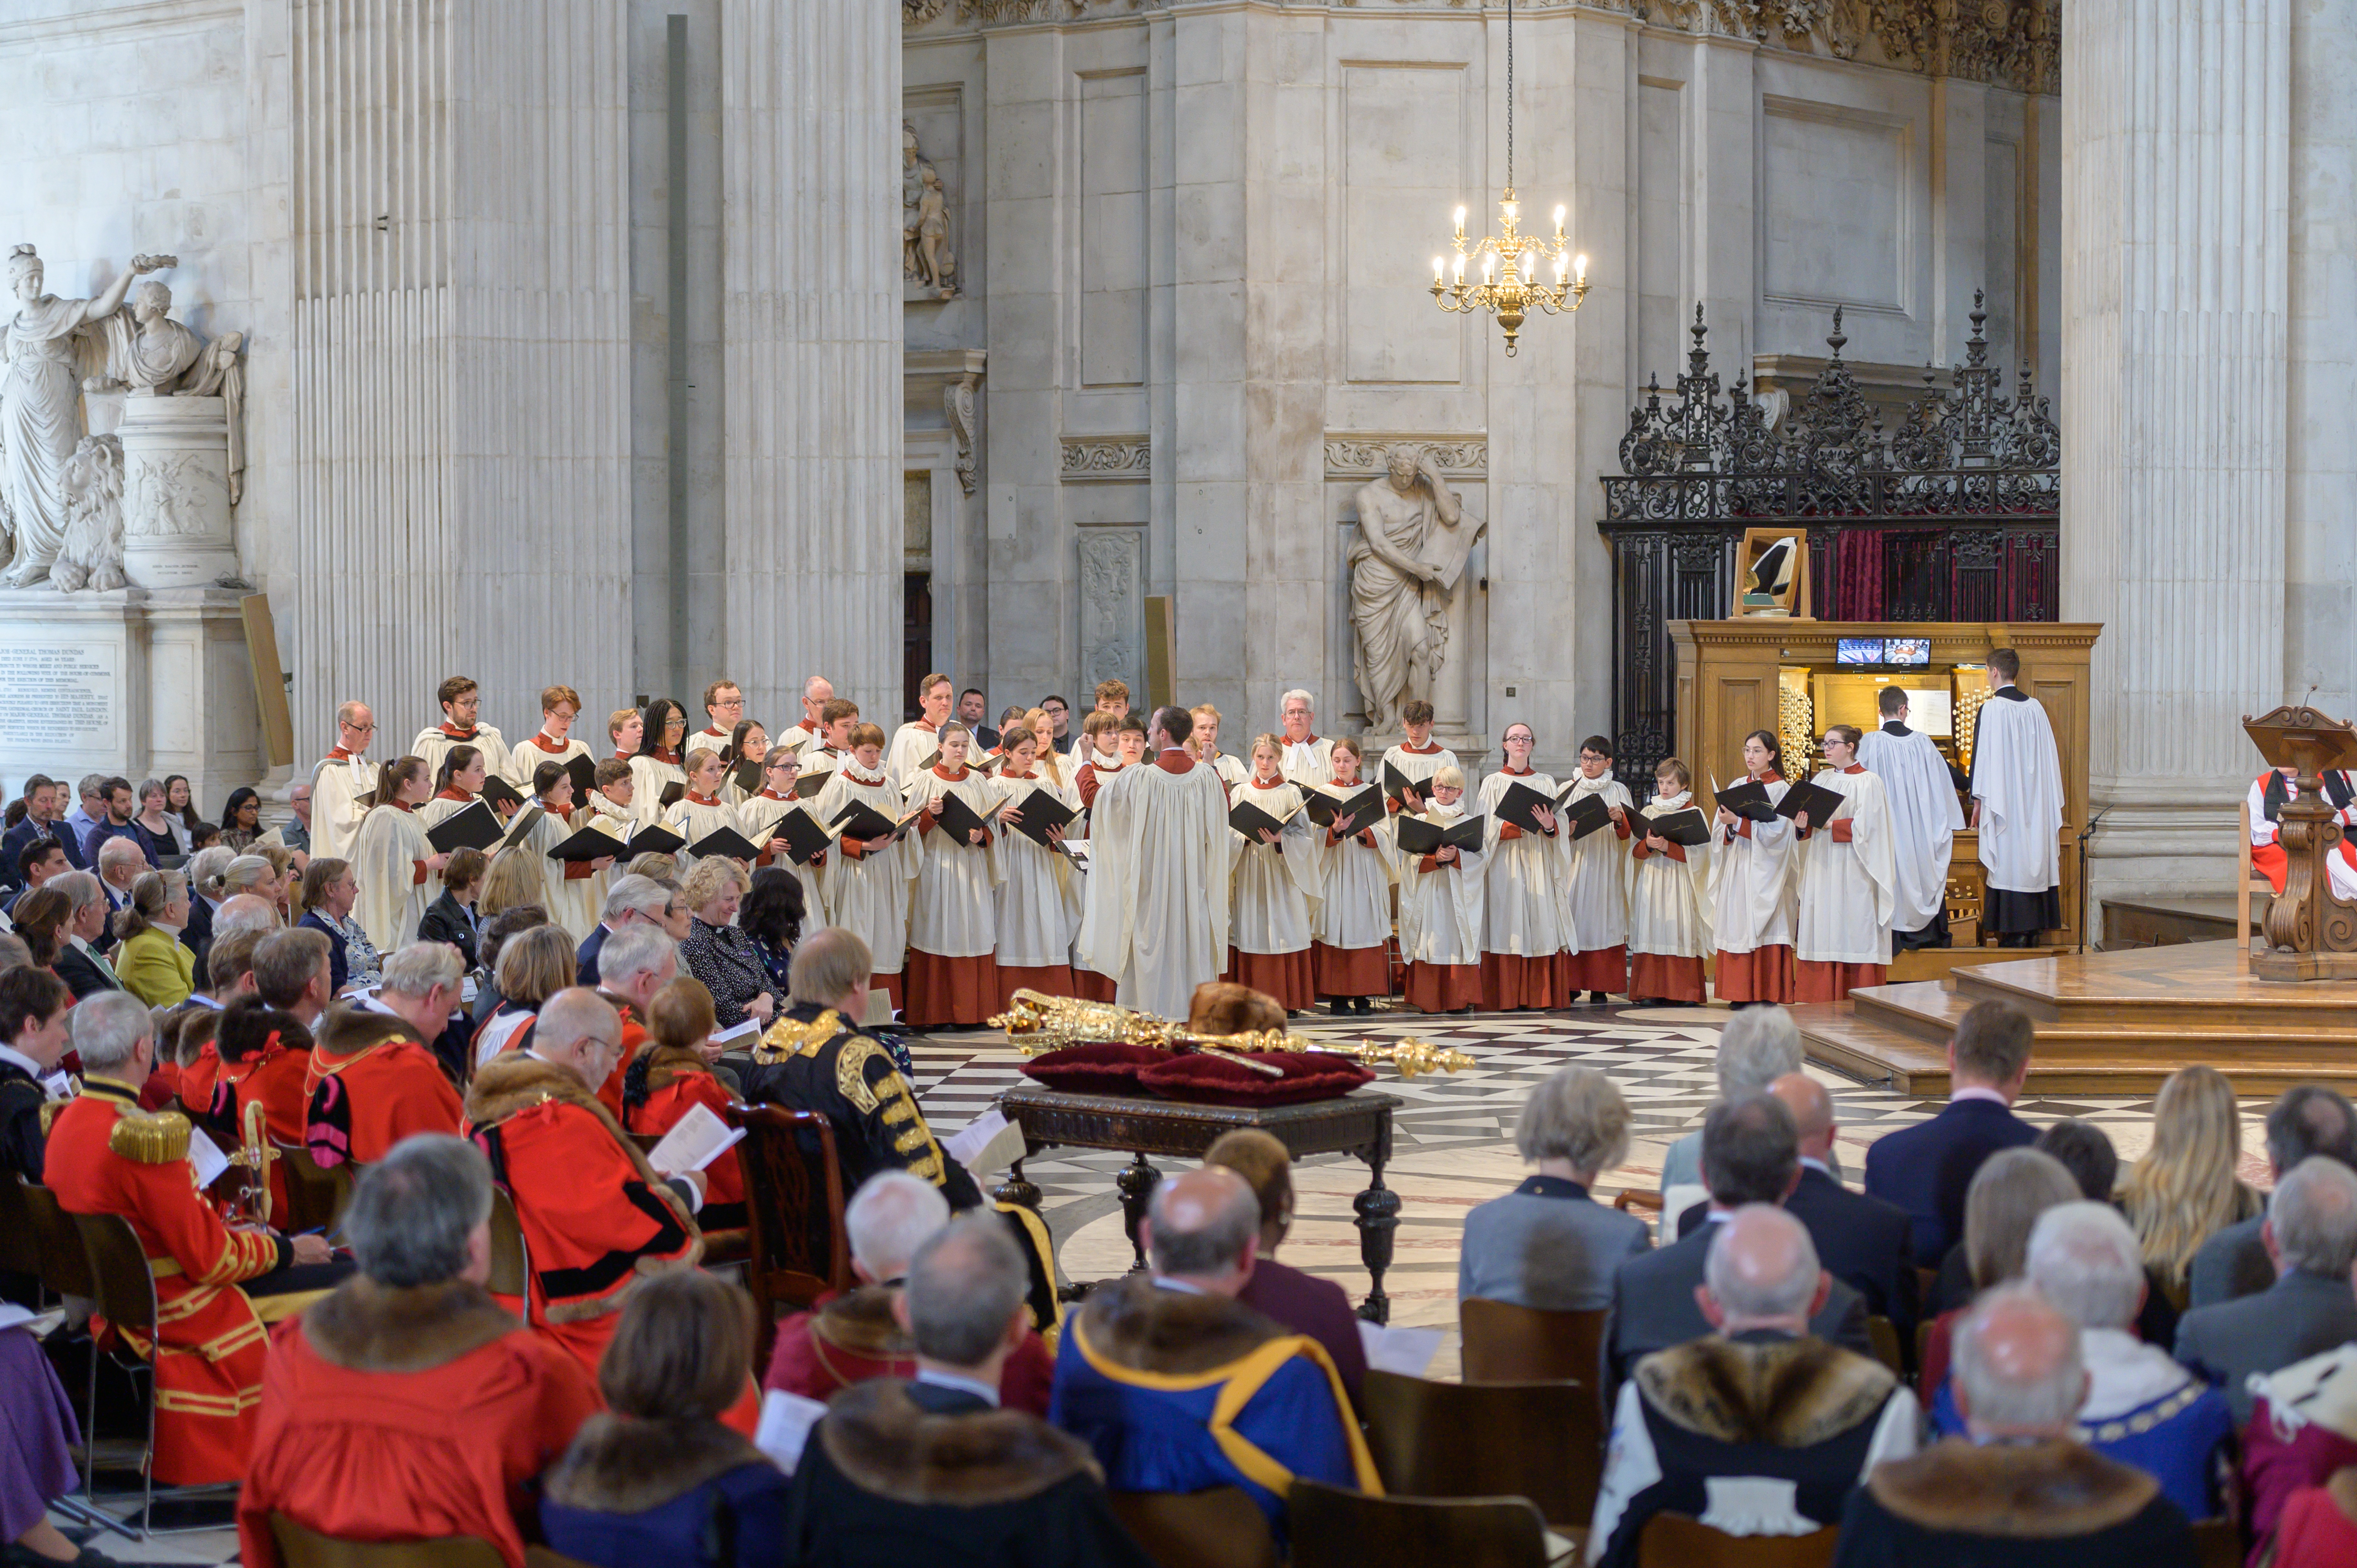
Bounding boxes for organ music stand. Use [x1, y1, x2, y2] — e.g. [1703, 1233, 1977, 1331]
[2245, 706, 2357, 981]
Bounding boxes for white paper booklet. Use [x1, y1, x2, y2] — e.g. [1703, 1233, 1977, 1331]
[754, 1389, 829, 1474]
[709, 1017, 761, 1049]
[186, 1126, 231, 1188]
[644, 1101, 748, 1175]
[940, 1106, 1024, 1176]
[1356, 1319, 1443, 1377]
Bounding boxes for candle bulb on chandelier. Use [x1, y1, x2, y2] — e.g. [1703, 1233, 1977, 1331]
[1555, 251, 1568, 284]
[1482, 253, 1494, 284]
[1553, 204, 1567, 239]
[1433, 256, 1445, 283]
[1454, 205, 1467, 242]
[1574, 253, 1589, 284]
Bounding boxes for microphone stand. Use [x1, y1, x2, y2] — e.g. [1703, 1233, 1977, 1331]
[2076, 804, 2113, 955]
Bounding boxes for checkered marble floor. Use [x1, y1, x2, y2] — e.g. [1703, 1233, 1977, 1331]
[57, 998, 2268, 1565]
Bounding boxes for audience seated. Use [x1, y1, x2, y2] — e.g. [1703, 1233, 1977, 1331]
[2011, 1202, 2231, 1519]
[236, 1134, 600, 1568]
[541, 1271, 790, 1568]
[1740, 1072, 1919, 1338]
[2268, 1470, 2357, 1568]
[461, 987, 704, 1374]
[302, 942, 465, 1168]
[2122, 1065, 2262, 1310]
[1834, 1285, 2194, 1566]
[593, 921, 678, 1119]
[2188, 1085, 2355, 1310]
[1590, 1205, 1918, 1567]
[576, 873, 676, 988]
[1862, 999, 2039, 1262]
[1049, 1166, 1379, 1539]
[1204, 1128, 1370, 1402]
[1460, 1064, 1649, 1314]
[783, 1215, 1153, 1568]
[2035, 1117, 2120, 1202]
[1918, 1147, 2080, 1401]
[0, 1312, 82, 1568]
[0, 966, 71, 1181]
[1608, 1093, 1871, 1389]
[763, 1172, 1054, 1421]
[621, 976, 747, 1227]
[2176, 1155, 2357, 1425]
[1658, 1005, 1804, 1196]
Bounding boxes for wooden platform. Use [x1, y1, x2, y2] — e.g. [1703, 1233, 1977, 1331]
[1794, 940, 2357, 1097]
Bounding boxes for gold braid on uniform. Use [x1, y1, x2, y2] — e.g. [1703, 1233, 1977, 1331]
[108, 1108, 194, 1163]
[753, 1009, 846, 1063]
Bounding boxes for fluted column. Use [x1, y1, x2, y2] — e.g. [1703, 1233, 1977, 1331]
[719, 0, 904, 726]
[2062, 0, 2292, 903]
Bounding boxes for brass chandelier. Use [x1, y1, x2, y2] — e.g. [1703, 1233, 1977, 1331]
[1431, 0, 1588, 356]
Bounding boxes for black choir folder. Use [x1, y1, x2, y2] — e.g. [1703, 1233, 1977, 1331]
[1303, 781, 1384, 833]
[1004, 787, 1078, 848]
[761, 809, 834, 866]
[1557, 789, 1618, 840]
[1229, 795, 1306, 841]
[1394, 812, 1485, 857]
[548, 822, 627, 861]
[1775, 779, 1848, 828]
[480, 775, 526, 814]
[687, 826, 765, 861]
[1643, 808, 1712, 848]
[927, 789, 994, 845]
[830, 800, 918, 844]
[791, 767, 832, 800]
[1715, 779, 1780, 822]
[1381, 759, 1425, 805]
[563, 753, 598, 802]
[728, 758, 765, 797]
[620, 823, 686, 857]
[425, 800, 504, 855]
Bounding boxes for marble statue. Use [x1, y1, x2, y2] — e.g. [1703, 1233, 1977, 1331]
[903, 123, 958, 299]
[1, 245, 170, 586]
[52, 433, 124, 593]
[1348, 446, 1482, 732]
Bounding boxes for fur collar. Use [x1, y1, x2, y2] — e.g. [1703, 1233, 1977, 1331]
[1636, 1335, 1896, 1448]
[819, 1380, 1098, 1506]
[314, 1004, 423, 1063]
[1866, 1438, 2159, 1538]
[463, 1052, 700, 1257]
[813, 1285, 912, 1359]
[302, 1278, 521, 1374]
[639, 1041, 715, 1096]
[1072, 1275, 1284, 1376]
[545, 1415, 767, 1514]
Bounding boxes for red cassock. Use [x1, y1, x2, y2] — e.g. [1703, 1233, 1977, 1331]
[45, 1078, 288, 1484]
[303, 1008, 463, 1168]
[236, 1278, 601, 1568]
[178, 1038, 222, 1119]
[622, 1051, 745, 1208]
[462, 1053, 702, 1375]
[212, 1042, 313, 1224]
[761, 1284, 1054, 1416]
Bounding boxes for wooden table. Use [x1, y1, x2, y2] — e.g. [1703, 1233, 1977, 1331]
[992, 1082, 1404, 1323]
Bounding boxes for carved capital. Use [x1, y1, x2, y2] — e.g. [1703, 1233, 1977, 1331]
[1060, 436, 1151, 482]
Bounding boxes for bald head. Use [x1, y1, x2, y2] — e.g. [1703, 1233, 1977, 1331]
[1769, 1072, 1835, 1161]
[1143, 1167, 1261, 1292]
[1702, 1204, 1826, 1331]
[1953, 1283, 2086, 1439]
[215, 893, 279, 936]
[534, 988, 623, 1090]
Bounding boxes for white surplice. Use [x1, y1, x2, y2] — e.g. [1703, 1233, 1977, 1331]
[411, 725, 512, 791]
[905, 767, 1003, 959]
[509, 803, 600, 943]
[992, 770, 1083, 967]
[1199, 750, 1250, 794]
[1626, 792, 1713, 959]
[347, 803, 433, 953]
[884, 721, 943, 795]
[662, 795, 739, 863]
[738, 790, 826, 917]
[1394, 802, 1486, 964]
[1078, 757, 1232, 1021]
[1278, 736, 1336, 791]
[1228, 777, 1320, 956]
[1857, 722, 1965, 933]
[1310, 785, 1394, 950]
[415, 790, 480, 836]
[503, 733, 592, 792]
[1560, 773, 1634, 950]
[1793, 767, 1898, 966]
[1969, 688, 2064, 894]
[1477, 770, 1571, 958]
[1710, 776, 1797, 954]
[626, 754, 687, 828]
[309, 751, 377, 862]
[1379, 742, 1457, 799]
[813, 763, 919, 977]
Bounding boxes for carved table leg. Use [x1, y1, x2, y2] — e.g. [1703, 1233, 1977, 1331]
[993, 1156, 1042, 1213]
[1354, 1159, 1399, 1325]
[1116, 1153, 1162, 1272]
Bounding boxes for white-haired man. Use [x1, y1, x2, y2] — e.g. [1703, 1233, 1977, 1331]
[589, 921, 675, 1112]
[305, 943, 466, 1166]
[779, 675, 836, 758]
[2176, 1154, 2357, 1425]
[96, 832, 145, 918]
[1590, 1205, 1918, 1566]
[575, 872, 676, 988]
[1275, 689, 1334, 788]
[50, 870, 123, 998]
[311, 700, 379, 860]
[1838, 1284, 2194, 1564]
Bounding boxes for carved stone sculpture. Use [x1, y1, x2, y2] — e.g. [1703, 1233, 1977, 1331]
[51, 433, 124, 593]
[902, 123, 958, 299]
[1348, 446, 1483, 732]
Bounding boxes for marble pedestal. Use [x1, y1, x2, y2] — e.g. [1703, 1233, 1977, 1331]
[117, 395, 240, 589]
[0, 587, 264, 814]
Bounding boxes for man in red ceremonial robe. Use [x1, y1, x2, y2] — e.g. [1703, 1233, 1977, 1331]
[304, 943, 466, 1168]
[238, 1134, 600, 1568]
[46, 993, 340, 1484]
[461, 987, 704, 1375]
[2248, 762, 2357, 900]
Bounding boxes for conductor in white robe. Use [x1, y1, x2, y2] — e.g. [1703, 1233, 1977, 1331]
[1077, 706, 1231, 1021]
[1857, 685, 1966, 950]
[310, 700, 379, 862]
[1967, 648, 2064, 946]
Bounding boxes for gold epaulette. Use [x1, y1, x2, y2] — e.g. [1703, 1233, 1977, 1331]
[753, 1008, 846, 1064]
[108, 1108, 192, 1164]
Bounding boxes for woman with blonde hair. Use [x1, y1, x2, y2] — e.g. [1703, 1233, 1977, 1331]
[475, 847, 543, 922]
[116, 869, 196, 1006]
[662, 747, 738, 859]
[2122, 1064, 2262, 1301]
[1021, 706, 1067, 790]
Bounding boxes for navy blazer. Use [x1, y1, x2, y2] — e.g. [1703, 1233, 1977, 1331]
[1679, 1164, 1920, 1337]
[576, 921, 610, 988]
[1862, 1095, 2038, 1262]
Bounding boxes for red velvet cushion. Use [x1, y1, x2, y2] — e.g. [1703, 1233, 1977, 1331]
[1019, 1042, 1170, 1096]
[1136, 1050, 1374, 1107]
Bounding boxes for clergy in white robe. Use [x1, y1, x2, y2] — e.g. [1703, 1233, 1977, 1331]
[1558, 736, 1635, 1001]
[347, 760, 447, 954]
[662, 750, 739, 866]
[1395, 768, 1486, 1013]
[990, 731, 1082, 1004]
[776, 675, 835, 762]
[1857, 689, 1966, 949]
[503, 687, 592, 791]
[1477, 725, 1571, 1012]
[1188, 705, 1251, 794]
[1226, 738, 1322, 1012]
[1710, 731, 1799, 1004]
[409, 677, 511, 791]
[1967, 654, 2065, 945]
[886, 674, 954, 793]
[1276, 690, 1337, 791]
[902, 725, 1004, 1028]
[1077, 708, 1232, 1023]
[812, 728, 920, 1011]
[1379, 699, 1457, 818]
[1626, 764, 1712, 1005]
[1310, 738, 1393, 1012]
[2247, 765, 2357, 900]
[309, 702, 380, 862]
[1792, 728, 1898, 1002]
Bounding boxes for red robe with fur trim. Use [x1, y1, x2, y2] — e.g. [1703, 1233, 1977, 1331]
[462, 1052, 702, 1375]
[303, 1007, 462, 1168]
[762, 1284, 1054, 1416]
[236, 1278, 600, 1568]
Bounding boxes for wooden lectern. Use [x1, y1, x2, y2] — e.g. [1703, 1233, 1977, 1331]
[2247, 705, 2357, 981]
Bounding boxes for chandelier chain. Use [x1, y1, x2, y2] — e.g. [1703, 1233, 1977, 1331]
[1506, 0, 1514, 191]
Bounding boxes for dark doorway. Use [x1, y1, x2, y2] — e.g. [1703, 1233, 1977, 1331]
[903, 574, 932, 722]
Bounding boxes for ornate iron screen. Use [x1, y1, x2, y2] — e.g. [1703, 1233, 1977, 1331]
[1595, 296, 2060, 787]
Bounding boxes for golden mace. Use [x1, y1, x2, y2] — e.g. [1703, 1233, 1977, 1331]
[986, 989, 1475, 1078]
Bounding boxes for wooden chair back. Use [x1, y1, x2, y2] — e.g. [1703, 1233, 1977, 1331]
[1106, 1487, 1280, 1568]
[1287, 1479, 1550, 1568]
[71, 1211, 159, 1341]
[1637, 1512, 1837, 1567]
[0, 1172, 42, 1280]
[1864, 1315, 1903, 1375]
[725, 1102, 852, 1355]
[18, 1181, 95, 1300]
[485, 1185, 528, 1300]
[2188, 1516, 2244, 1568]
[523, 1551, 601, 1568]
[269, 1513, 506, 1567]
[1458, 1297, 1607, 1386]
[271, 1138, 353, 1234]
[1359, 1369, 1602, 1529]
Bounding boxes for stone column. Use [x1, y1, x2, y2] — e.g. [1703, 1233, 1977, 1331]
[117, 395, 239, 589]
[2062, 0, 2293, 907]
[719, 0, 904, 726]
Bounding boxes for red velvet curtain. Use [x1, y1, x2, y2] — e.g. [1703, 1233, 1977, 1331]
[1829, 528, 1885, 619]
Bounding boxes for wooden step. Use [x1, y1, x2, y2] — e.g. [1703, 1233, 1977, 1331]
[1848, 979, 2357, 1055]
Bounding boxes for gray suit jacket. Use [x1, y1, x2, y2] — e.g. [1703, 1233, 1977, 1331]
[2185, 1211, 2271, 1310]
[2175, 1267, 2357, 1423]
[1607, 1217, 1870, 1391]
[1459, 1176, 1651, 1312]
